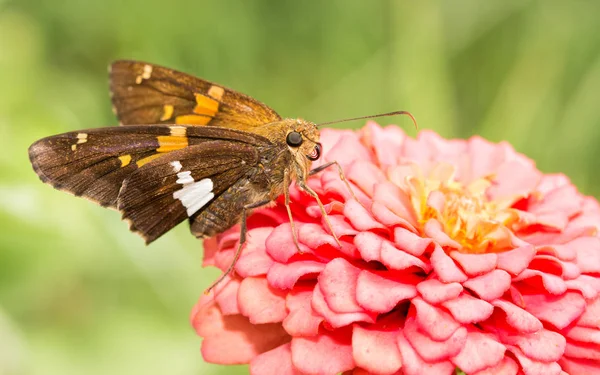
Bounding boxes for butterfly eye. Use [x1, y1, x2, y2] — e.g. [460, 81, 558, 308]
[286, 131, 303, 147]
[307, 143, 321, 161]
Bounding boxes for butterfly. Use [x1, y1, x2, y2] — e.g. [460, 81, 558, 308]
[28, 60, 413, 290]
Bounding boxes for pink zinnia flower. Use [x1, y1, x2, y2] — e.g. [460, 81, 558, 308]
[191, 123, 600, 375]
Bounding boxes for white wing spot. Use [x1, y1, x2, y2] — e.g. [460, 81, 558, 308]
[170, 161, 183, 173]
[76, 133, 88, 144]
[142, 64, 153, 79]
[173, 175, 214, 217]
[175, 170, 194, 185]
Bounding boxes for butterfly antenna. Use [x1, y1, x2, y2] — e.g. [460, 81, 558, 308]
[317, 110, 418, 129]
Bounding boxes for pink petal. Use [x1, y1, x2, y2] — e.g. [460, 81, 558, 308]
[430, 245, 468, 283]
[463, 269, 511, 301]
[393, 227, 433, 257]
[442, 293, 494, 324]
[466, 136, 509, 182]
[193, 298, 289, 364]
[423, 220, 462, 249]
[574, 237, 600, 273]
[513, 269, 567, 295]
[214, 276, 241, 315]
[344, 199, 387, 231]
[472, 356, 519, 375]
[372, 200, 417, 230]
[565, 275, 600, 300]
[352, 324, 403, 375]
[521, 291, 586, 329]
[491, 299, 543, 333]
[499, 328, 566, 362]
[564, 340, 600, 361]
[266, 224, 311, 263]
[403, 317, 467, 361]
[495, 245, 535, 275]
[318, 258, 362, 313]
[249, 343, 300, 375]
[372, 182, 418, 228]
[238, 277, 287, 324]
[356, 270, 419, 313]
[291, 329, 355, 375]
[450, 252, 498, 276]
[362, 122, 407, 168]
[396, 331, 455, 375]
[346, 160, 387, 197]
[450, 331, 506, 374]
[559, 357, 600, 375]
[413, 298, 461, 341]
[267, 260, 325, 290]
[298, 223, 341, 249]
[417, 279, 463, 305]
[324, 132, 374, 168]
[565, 326, 600, 345]
[380, 240, 431, 272]
[508, 346, 562, 375]
[236, 249, 274, 278]
[486, 160, 541, 202]
[354, 231, 384, 262]
[576, 297, 600, 329]
[283, 287, 323, 336]
[312, 286, 375, 328]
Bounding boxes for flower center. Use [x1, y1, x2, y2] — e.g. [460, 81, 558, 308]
[401, 164, 517, 254]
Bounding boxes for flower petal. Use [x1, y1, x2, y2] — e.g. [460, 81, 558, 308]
[312, 286, 375, 328]
[463, 269, 511, 301]
[356, 270, 418, 313]
[404, 317, 467, 362]
[496, 245, 536, 275]
[521, 291, 586, 329]
[267, 260, 325, 290]
[344, 199, 387, 232]
[442, 293, 494, 324]
[249, 343, 300, 375]
[238, 277, 287, 324]
[430, 245, 468, 283]
[491, 299, 542, 333]
[413, 298, 461, 341]
[450, 252, 498, 276]
[471, 356, 519, 375]
[193, 297, 289, 365]
[352, 324, 403, 375]
[283, 287, 323, 336]
[508, 346, 562, 375]
[393, 227, 433, 257]
[291, 329, 355, 375]
[417, 279, 463, 305]
[380, 240, 431, 272]
[396, 331, 455, 375]
[450, 331, 506, 374]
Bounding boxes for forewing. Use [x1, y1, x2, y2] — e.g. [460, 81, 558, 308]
[110, 60, 281, 129]
[28, 124, 270, 208]
[117, 142, 259, 244]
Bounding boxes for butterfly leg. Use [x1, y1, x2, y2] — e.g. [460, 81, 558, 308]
[309, 160, 362, 205]
[284, 169, 302, 252]
[296, 179, 342, 248]
[205, 198, 272, 294]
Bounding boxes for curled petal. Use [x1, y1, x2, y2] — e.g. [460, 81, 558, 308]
[471, 356, 519, 375]
[442, 293, 494, 324]
[496, 245, 536, 275]
[318, 258, 362, 313]
[312, 286, 375, 328]
[267, 260, 325, 290]
[430, 245, 468, 283]
[491, 299, 542, 333]
[283, 287, 323, 337]
[463, 269, 512, 301]
[380, 240, 431, 272]
[393, 227, 432, 256]
[450, 252, 498, 276]
[356, 270, 418, 314]
[344, 199, 387, 232]
[417, 279, 463, 305]
[508, 346, 562, 375]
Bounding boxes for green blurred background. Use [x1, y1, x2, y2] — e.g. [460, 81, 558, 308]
[1, 0, 599, 374]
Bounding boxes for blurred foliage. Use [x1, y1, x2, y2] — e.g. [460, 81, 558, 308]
[1, 0, 599, 374]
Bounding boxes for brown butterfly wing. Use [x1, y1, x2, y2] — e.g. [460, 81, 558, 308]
[109, 60, 281, 129]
